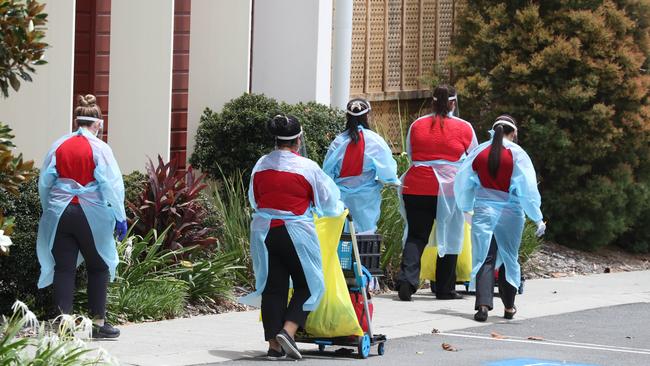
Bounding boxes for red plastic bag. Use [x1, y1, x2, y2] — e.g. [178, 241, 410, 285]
[349, 292, 373, 332]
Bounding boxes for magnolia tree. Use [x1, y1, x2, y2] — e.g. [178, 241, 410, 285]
[0, 0, 48, 97]
[0, 0, 47, 254]
[449, 0, 650, 251]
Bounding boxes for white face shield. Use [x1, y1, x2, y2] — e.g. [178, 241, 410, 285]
[76, 116, 104, 137]
[276, 127, 308, 157]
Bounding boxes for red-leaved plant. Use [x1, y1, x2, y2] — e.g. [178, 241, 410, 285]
[128, 156, 216, 251]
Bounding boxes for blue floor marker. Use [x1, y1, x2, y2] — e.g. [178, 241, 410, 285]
[486, 358, 599, 366]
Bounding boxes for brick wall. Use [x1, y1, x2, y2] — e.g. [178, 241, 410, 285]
[171, 0, 191, 170]
[73, 0, 111, 141]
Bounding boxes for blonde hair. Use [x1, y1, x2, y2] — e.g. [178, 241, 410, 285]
[74, 94, 102, 126]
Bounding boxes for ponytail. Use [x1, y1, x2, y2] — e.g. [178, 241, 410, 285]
[488, 125, 504, 178]
[431, 85, 457, 129]
[489, 114, 518, 178]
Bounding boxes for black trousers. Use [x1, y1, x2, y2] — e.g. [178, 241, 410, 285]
[261, 225, 311, 341]
[474, 237, 517, 310]
[397, 194, 458, 296]
[52, 204, 109, 318]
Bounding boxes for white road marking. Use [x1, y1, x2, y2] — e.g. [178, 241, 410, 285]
[438, 331, 650, 356]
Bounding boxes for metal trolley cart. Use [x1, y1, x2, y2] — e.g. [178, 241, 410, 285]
[295, 216, 387, 359]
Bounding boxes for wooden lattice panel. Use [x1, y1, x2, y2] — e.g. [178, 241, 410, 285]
[370, 98, 432, 152]
[402, 0, 420, 90]
[436, 0, 455, 64]
[351, 0, 367, 94]
[385, 0, 402, 91]
[367, 0, 385, 92]
[420, 0, 437, 89]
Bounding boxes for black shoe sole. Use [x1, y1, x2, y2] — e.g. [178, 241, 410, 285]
[92, 330, 120, 339]
[276, 333, 302, 360]
[398, 283, 412, 301]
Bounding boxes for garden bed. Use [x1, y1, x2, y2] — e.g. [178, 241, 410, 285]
[523, 242, 650, 279]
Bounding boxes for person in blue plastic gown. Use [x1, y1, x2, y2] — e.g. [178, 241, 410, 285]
[36, 95, 127, 338]
[454, 115, 546, 322]
[239, 115, 344, 360]
[323, 98, 399, 234]
[396, 85, 478, 301]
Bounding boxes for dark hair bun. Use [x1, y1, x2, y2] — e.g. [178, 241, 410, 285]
[267, 114, 301, 138]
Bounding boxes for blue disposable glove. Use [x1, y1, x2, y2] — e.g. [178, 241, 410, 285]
[115, 220, 128, 241]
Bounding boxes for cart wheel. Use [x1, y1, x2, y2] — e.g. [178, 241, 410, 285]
[358, 334, 371, 359]
[377, 342, 385, 356]
[318, 344, 326, 353]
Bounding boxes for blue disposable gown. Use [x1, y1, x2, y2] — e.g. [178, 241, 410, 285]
[239, 150, 344, 311]
[454, 132, 543, 289]
[322, 127, 399, 233]
[400, 115, 478, 256]
[36, 128, 126, 288]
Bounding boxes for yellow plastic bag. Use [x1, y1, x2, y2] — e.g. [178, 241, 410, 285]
[420, 222, 472, 282]
[303, 211, 364, 337]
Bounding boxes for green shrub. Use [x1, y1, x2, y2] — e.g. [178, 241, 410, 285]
[190, 94, 280, 180]
[190, 93, 345, 180]
[102, 230, 191, 323]
[377, 154, 409, 281]
[90, 228, 239, 323]
[283, 101, 346, 165]
[0, 175, 53, 318]
[449, 1, 650, 251]
[180, 251, 241, 305]
[520, 220, 542, 263]
[123, 170, 147, 206]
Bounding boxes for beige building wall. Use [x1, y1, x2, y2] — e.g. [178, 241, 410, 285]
[108, 0, 175, 173]
[251, 0, 333, 105]
[0, 0, 76, 166]
[186, 0, 252, 160]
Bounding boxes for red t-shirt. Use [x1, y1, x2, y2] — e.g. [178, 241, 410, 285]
[472, 145, 514, 193]
[253, 169, 314, 228]
[55, 135, 96, 204]
[403, 115, 475, 196]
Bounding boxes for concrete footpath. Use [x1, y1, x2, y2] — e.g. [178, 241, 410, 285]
[93, 270, 650, 366]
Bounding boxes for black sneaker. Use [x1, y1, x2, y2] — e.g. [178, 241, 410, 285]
[276, 329, 302, 360]
[504, 306, 517, 320]
[92, 323, 120, 339]
[266, 348, 286, 360]
[398, 282, 412, 301]
[474, 306, 488, 322]
[436, 291, 464, 300]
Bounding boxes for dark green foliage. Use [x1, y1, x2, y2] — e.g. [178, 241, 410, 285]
[449, 0, 650, 251]
[190, 93, 345, 180]
[0, 175, 53, 317]
[123, 170, 147, 207]
[283, 101, 346, 165]
[190, 94, 279, 181]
